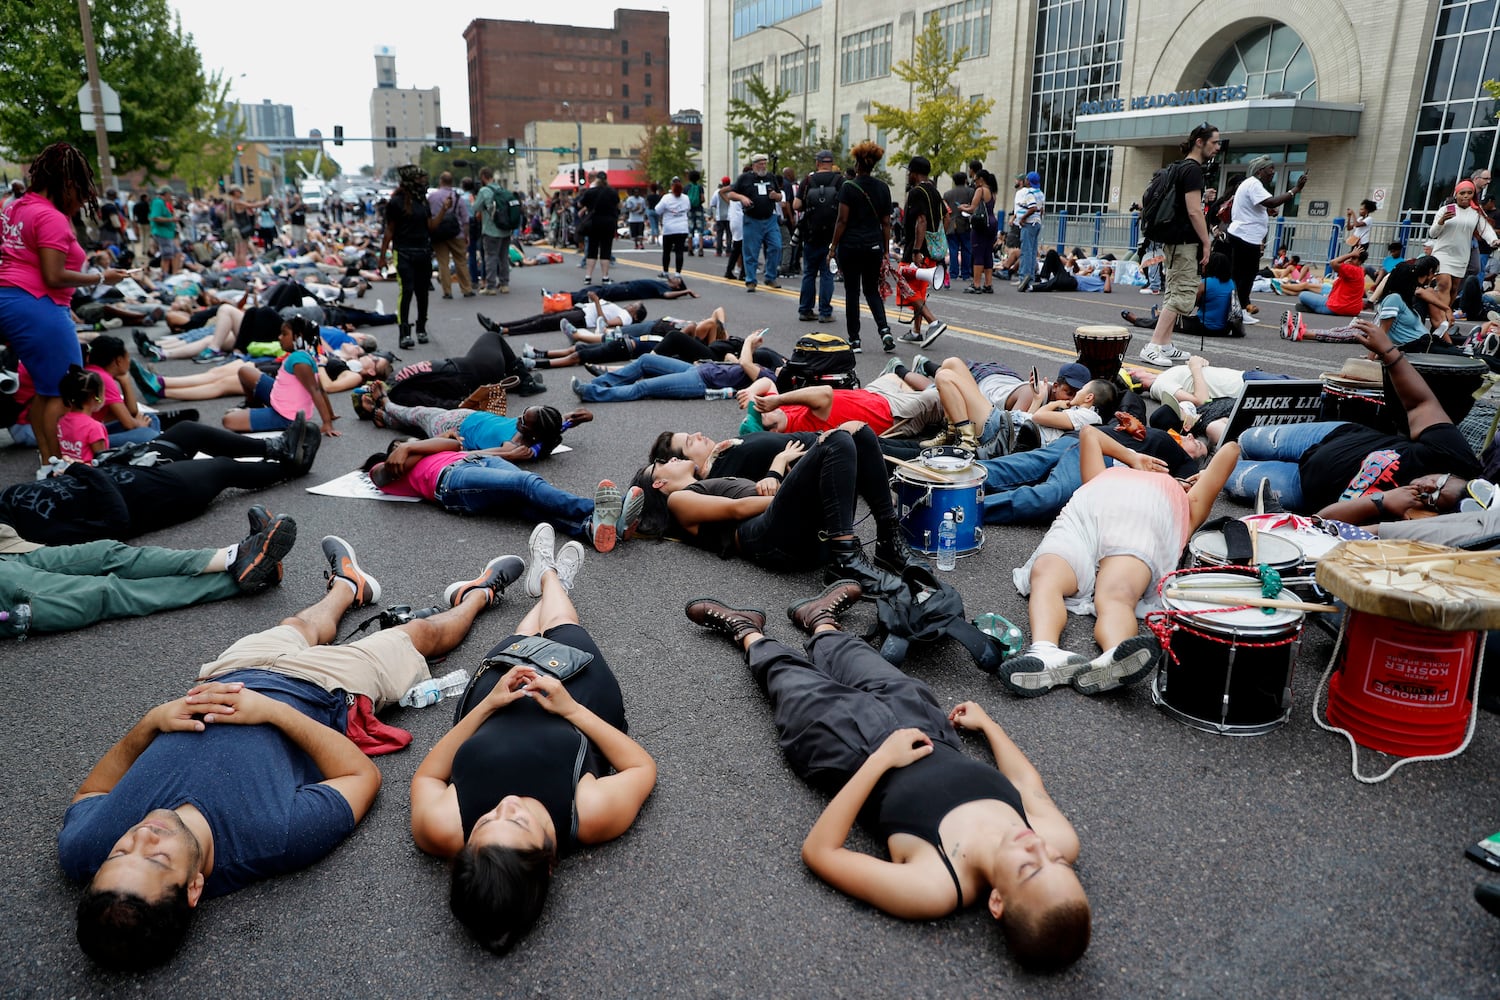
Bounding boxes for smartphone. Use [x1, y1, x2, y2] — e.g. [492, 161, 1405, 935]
[1029, 366, 1039, 391]
[1466, 829, 1500, 870]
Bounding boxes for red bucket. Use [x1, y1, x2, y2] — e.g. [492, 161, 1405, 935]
[1325, 611, 1478, 756]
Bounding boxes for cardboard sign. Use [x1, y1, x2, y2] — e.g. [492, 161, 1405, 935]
[1221, 379, 1326, 443]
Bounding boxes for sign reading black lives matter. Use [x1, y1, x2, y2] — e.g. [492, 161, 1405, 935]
[1221, 379, 1326, 443]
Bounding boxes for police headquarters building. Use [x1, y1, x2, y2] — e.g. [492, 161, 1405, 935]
[706, 0, 1499, 227]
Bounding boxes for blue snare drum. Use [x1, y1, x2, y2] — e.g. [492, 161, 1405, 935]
[894, 464, 986, 555]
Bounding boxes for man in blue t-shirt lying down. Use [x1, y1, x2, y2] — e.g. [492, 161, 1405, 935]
[57, 536, 522, 971]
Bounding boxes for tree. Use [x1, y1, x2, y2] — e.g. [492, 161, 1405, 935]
[864, 13, 998, 179]
[0, 0, 227, 182]
[725, 74, 802, 171]
[636, 123, 695, 187]
[287, 148, 341, 182]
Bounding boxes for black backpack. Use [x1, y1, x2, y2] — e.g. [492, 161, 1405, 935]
[777, 332, 860, 391]
[1140, 160, 1186, 243]
[432, 200, 461, 241]
[867, 566, 1007, 675]
[802, 171, 841, 241]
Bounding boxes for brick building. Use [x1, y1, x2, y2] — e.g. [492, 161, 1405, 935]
[464, 9, 670, 148]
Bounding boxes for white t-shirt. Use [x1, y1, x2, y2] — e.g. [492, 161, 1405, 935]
[1226, 176, 1273, 245]
[1150, 365, 1245, 404]
[657, 192, 691, 236]
[1013, 188, 1043, 227]
[1014, 404, 1100, 446]
[581, 301, 630, 326]
[1348, 213, 1371, 247]
[1427, 205, 1496, 276]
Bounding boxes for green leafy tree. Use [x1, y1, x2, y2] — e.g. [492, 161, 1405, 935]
[725, 74, 802, 169]
[0, 0, 225, 182]
[167, 71, 240, 191]
[287, 148, 341, 182]
[637, 123, 695, 187]
[864, 14, 998, 178]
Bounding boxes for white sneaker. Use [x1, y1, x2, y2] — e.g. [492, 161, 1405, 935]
[1140, 343, 1187, 366]
[1139, 287, 1156, 294]
[1241, 314, 1260, 325]
[526, 522, 555, 597]
[554, 540, 585, 591]
[559, 318, 577, 338]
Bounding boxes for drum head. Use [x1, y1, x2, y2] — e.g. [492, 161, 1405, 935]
[1165, 572, 1304, 630]
[1188, 529, 1304, 570]
[919, 445, 975, 473]
[1075, 325, 1130, 340]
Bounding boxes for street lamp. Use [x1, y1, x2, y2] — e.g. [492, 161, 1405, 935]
[561, 101, 584, 192]
[757, 22, 811, 147]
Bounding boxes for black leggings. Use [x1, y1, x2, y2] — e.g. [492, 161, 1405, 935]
[324, 305, 397, 328]
[837, 243, 888, 342]
[463, 331, 525, 381]
[655, 330, 715, 362]
[1227, 233, 1261, 309]
[1029, 272, 1078, 292]
[662, 234, 688, 273]
[394, 246, 432, 331]
[725, 240, 743, 277]
[501, 308, 584, 336]
[735, 426, 896, 569]
[263, 280, 307, 310]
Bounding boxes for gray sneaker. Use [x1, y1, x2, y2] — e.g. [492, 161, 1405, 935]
[1071, 635, 1160, 695]
[554, 540, 585, 591]
[525, 523, 555, 598]
[998, 645, 1091, 697]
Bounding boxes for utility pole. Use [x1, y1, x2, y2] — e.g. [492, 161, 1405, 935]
[77, 0, 114, 191]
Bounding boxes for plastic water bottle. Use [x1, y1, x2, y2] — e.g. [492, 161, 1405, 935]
[936, 513, 958, 571]
[399, 668, 470, 709]
[0, 603, 32, 639]
[703, 387, 735, 400]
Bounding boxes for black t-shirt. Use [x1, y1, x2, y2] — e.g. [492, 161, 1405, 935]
[902, 180, 943, 260]
[578, 184, 619, 230]
[1100, 427, 1197, 478]
[132, 199, 150, 225]
[705, 432, 821, 480]
[678, 477, 761, 556]
[98, 201, 124, 236]
[732, 170, 781, 220]
[1297, 423, 1481, 512]
[839, 176, 892, 248]
[290, 205, 306, 225]
[239, 306, 284, 346]
[385, 190, 432, 249]
[1165, 158, 1206, 245]
[646, 192, 662, 211]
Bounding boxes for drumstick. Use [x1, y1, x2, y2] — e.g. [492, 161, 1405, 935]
[1249, 526, 1260, 565]
[882, 454, 950, 482]
[1164, 588, 1337, 613]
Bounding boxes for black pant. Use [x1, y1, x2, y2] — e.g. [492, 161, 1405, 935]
[662, 234, 688, 273]
[501, 308, 584, 336]
[394, 246, 432, 332]
[324, 305, 397, 328]
[724, 240, 744, 277]
[837, 244, 888, 343]
[655, 329, 715, 362]
[585, 226, 615, 260]
[751, 630, 959, 796]
[263, 281, 307, 310]
[736, 427, 895, 569]
[463, 332, 525, 382]
[1030, 272, 1078, 292]
[1227, 233, 1261, 309]
[714, 219, 730, 255]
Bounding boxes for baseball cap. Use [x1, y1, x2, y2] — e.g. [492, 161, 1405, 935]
[816, 150, 834, 163]
[0, 525, 40, 555]
[720, 176, 731, 185]
[1026, 171, 1042, 187]
[1056, 362, 1091, 390]
[1014, 173, 1027, 182]
[157, 185, 172, 194]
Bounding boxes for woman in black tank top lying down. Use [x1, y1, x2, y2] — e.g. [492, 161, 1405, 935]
[409, 527, 657, 952]
[685, 581, 1091, 972]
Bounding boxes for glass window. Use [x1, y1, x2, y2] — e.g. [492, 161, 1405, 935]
[840, 23, 893, 84]
[779, 46, 822, 94]
[926, 0, 991, 61]
[622, 59, 630, 75]
[622, 84, 629, 98]
[1204, 22, 1317, 99]
[731, 63, 764, 103]
[645, 72, 652, 87]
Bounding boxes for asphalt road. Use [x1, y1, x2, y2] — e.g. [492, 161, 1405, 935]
[1, 245, 1495, 998]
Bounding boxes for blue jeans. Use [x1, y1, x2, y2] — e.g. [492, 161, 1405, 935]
[576, 354, 705, 402]
[947, 231, 971, 280]
[1019, 222, 1042, 281]
[799, 241, 835, 317]
[977, 437, 1105, 524]
[1297, 290, 1336, 314]
[106, 411, 162, 447]
[742, 216, 781, 284]
[434, 456, 592, 535]
[1227, 421, 1347, 510]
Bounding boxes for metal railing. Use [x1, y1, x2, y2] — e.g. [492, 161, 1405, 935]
[1039, 211, 1430, 273]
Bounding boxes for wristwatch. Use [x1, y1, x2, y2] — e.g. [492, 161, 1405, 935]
[1370, 492, 1386, 515]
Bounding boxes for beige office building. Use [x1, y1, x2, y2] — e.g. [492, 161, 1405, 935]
[706, 0, 1498, 228]
[517, 119, 649, 196]
[369, 47, 442, 179]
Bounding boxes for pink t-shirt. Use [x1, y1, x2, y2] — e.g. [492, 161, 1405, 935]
[57, 411, 109, 463]
[269, 349, 318, 420]
[0, 193, 86, 306]
[85, 364, 124, 405]
[376, 450, 466, 500]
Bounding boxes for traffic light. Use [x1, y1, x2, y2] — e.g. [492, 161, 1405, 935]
[385, 126, 397, 149]
[334, 125, 343, 147]
[434, 126, 452, 153]
[235, 143, 244, 153]
[469, 143, 479, 153]
[245, 167, 255, 183]
[506, 136, 517, 155]
[218, 178, 225, 192]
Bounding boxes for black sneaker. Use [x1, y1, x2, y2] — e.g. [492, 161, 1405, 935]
[880, 329, 895, 353]
[849, 338, 862, 353]
[745, 281, 757, 293]
[399, 334, 415, 350]
[476, 313, 501, 333]
[322, 535, 382, 607]
[443, 554, 525, 607]
[246, 504, 273, 534]
[229, 514, 297, 592]
[798, 312, 818, 322]
[155, 409, 199, 431]
[416, 330, 429, 344]
[764, 279, 781, 289]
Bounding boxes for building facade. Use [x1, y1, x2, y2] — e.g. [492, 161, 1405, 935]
[368, 47, 442, 178]
[233, 100, 296, 150]
[706, 0, 1499, 226]
[464, 10, 671, 149]
[515, 119, 649, 197]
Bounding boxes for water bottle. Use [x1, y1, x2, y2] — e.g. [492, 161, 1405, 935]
[399, 667, 470, 708]
[703, 387, 735, 400]
[936, 513, 957, 571]
[0, 603, 32, 639]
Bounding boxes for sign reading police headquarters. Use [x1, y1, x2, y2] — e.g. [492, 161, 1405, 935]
[1078, 85, 1251, 117]
[1222, 379, 1326, 444]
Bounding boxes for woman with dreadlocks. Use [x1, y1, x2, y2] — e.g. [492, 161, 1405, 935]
[0, 142, 131, 462]
[378, 164, 451, 351]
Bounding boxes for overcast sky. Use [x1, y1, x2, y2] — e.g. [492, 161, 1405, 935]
[170, 0, 703, 172]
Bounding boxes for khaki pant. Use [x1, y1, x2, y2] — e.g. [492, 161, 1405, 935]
[433, 236, 472, 295]
[198, 624, 430, 710]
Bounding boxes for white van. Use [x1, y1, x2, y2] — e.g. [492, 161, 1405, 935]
[300, 179, 325, 213]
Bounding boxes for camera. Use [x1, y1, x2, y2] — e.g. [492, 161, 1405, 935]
[376, 604, 442, 628]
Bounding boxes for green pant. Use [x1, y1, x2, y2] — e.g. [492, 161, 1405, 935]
[0, 540, 238, 635]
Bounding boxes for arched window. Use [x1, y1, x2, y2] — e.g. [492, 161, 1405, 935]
[1204, 22, 1317, 100]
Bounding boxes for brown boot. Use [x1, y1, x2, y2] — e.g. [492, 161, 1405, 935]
[787, 580, 863, 634]
[685, 598, 767, 647]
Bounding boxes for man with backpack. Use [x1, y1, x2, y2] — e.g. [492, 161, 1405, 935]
[427, 171, 473, 300]
[1139, 123, 1219, 366]
[794, 150, 842, 324]
[473, 166, 521, 296]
